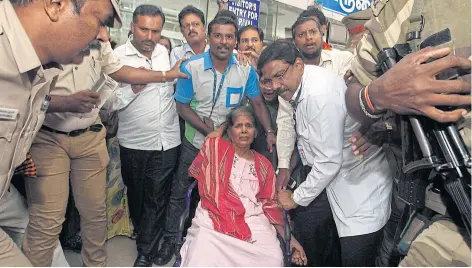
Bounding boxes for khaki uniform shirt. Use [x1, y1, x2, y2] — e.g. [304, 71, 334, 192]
[350, 1, 471, 265]
[276, 49, 354, 168]
[350, 0, 471, 150]
[43, 41, 123, 132]
[0, 0, 61, 199]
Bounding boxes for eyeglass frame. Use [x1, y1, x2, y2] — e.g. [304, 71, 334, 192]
[259, 64, 292, 89]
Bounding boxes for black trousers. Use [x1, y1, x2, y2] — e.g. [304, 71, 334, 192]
[292, 189, 342, 267]
[340, 228, 384, 266]
[120, 145, 179, 255]
[163, 139, 200, 237]
[375, 181, 405, 266]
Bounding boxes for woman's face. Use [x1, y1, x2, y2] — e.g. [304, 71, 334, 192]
[158, 38, 171, 55]
[228, 113, 256, 149]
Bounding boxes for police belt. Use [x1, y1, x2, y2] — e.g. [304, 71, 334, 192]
[41, 124, 103, 137]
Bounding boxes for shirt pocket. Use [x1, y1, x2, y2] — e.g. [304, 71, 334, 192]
[0, 119, 18, 150]
[0, 118, 19, 171]
[226, 87, 243, 108]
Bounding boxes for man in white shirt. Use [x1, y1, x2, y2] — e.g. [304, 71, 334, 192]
[276, 13, 354, 187]
[258, 40, 393, 266]
[110, 5, 181, 267]
[273, 14, 354, 266]
[170, 6, 209, 67]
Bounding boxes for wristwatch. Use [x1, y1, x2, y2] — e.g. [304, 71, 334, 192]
[162, 71, 166, 82]
[266, 129, 275, 134]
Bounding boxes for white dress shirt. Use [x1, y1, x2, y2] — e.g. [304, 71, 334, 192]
[108, 37, 180, 151]
[276, 49, 354, 168]
[293, 65, 392, 237]
[169, 42, 209, 68]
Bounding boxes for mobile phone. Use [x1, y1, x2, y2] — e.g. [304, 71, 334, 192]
[91, 73, 107, 93]
[287, 177, 297, 190]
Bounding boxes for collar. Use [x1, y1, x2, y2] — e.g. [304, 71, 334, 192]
[124, 35, 163, 59]
[203, 50, 238, 71]
[0, 0, 42, 74]
[320, 49, 332, 66]
[290, 69, 308, 105]
[40, 62, 62, 82]
[183, 42, 209, 55]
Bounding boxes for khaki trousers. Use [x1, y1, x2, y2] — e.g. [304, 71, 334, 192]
[23, 127, 109, 267]
[0, 185, 68, 267]
[0, 186, 32, 267]
[399, 220, 471, 267]
[0, 228, 31, 267]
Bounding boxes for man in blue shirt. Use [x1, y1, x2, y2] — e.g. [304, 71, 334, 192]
[154, 16, 275, 265]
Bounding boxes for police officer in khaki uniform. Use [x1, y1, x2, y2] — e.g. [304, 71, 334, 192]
[345, 0, 471, 266]
[0, 0, 122, 265]
[22, 28, 188, 268]
[341, 8, 371, 52]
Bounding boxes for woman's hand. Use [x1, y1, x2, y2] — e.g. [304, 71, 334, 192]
[290, 236, 307, 266]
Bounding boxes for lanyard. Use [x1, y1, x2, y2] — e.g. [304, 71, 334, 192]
[289, 80, 303, 111]
[209, 65, 230, 117]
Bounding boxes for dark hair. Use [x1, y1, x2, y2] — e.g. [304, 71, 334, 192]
[237, 25, 264, 43]
[291, 16, 321, 39]
[110, 40, 117, 50]
[224, 105, 256, 139]
[178, 5, 205, 27]
[159, 36, 172, 51]
[300, 6, 327, 26]
[11, 0, 85, 13]
[257, 39, 302, 75]
[215, 10, 238, 23]
[207, 16, 238, 36]
[133, 5, 166, 25]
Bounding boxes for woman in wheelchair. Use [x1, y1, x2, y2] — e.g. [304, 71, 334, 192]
[180, 106, 306, 266]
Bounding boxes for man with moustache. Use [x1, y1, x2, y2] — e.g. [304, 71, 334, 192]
[237, 25, 264, 68]
[259, 40, 392, 266]
[170, 6, 208, 67]
[0, 0, 122, 265]
[110, 5, 181, 266]
[22, 7, 188, 268]
[167, 5, 209, 141]
[273, 14, 356, 267]
[276, 14, 355, 190]
[156, 16, 276, 266]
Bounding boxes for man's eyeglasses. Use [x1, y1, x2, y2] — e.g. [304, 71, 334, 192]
[260, 64, 291, 89]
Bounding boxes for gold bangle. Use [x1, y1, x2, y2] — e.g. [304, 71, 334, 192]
[162, 71, 166, 82]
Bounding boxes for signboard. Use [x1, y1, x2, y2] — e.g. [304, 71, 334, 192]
[228, 0, 261, 28]
[320, 0, 371, 16]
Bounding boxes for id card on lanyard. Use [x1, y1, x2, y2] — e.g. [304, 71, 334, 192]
[209, 65, 230, 118]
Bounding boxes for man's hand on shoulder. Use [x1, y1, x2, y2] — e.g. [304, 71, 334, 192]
[167, 59, 189, 81]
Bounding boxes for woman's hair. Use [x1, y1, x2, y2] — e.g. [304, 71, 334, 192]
[159, 36, 172, 52]
[224, 105, 256, 139]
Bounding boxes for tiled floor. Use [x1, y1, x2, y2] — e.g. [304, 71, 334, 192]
[64, 236, 175, 267]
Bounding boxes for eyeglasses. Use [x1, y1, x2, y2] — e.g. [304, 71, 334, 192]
[181, 21, 202, 29]
[260, 64, 292, 89]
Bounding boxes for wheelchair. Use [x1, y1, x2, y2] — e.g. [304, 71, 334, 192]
[172, 150, 293, 267]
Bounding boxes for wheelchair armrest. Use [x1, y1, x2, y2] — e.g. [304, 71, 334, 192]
[178, 208, 190, 233]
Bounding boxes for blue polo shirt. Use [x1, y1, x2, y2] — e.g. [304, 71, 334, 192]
[174, 51, 260, 149]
